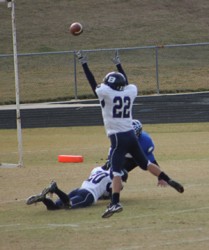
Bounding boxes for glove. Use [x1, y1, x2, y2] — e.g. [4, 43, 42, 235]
[102, 160, 111, 170]
[112, 54, 121, 65]
[76, 50, 88, 64]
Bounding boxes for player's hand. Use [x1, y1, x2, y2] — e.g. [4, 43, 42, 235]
[112, 54, 121, 65]
[76, 50, 88, 64]
[157, 179, 168, 187]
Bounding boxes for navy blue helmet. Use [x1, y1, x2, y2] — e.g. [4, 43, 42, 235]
[132, 119, 142, 137]
[103, 72, 126, 91]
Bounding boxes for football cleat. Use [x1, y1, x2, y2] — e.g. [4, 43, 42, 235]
[26, 193, 45, 205]
[168, 179, 184, 193]
[26, 181, 58, 205]
[41, 181, 57, 196]
[102, 203, 123, 218]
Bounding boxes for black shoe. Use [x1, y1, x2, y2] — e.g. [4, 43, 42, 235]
[168, 180, 184, 193]
[26, 193, 45, 205]
[41, 181, 57, 196]
[102, 203, 123, 218]
[26, 181, 57, 205]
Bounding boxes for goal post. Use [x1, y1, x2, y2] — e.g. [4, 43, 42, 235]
[0, 0, 23, 168]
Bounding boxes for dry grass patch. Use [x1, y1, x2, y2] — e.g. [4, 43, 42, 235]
[0, 123, 209, 250]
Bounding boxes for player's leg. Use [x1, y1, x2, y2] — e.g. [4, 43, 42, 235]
[26, 181, 64, 210]
[102, 133, 125, 218]
[52, 185, 71, 209]
[42, 181, 71, 209]
[26, 193, 59, 210]
[130, 134, 184, 193]
[26, 180, 57, 205]
[122, 157, 138, 172]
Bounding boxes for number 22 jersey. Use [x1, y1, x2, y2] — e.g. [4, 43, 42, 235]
[96, 83, 137, 136]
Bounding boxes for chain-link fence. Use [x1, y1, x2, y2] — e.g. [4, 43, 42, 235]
[0, 42, 209, 104]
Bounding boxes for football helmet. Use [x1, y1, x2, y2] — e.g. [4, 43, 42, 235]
[132, 119, 142, 137]
[103, 72, 126, 91]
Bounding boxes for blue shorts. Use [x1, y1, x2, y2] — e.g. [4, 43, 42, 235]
[55, 188, 94, 208]
[109, 130, 148, 174]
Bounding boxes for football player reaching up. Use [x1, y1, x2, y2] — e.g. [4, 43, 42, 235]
[76, 51, 184, 219]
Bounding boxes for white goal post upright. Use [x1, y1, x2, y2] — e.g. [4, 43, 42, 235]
[0, 0, 23, 168]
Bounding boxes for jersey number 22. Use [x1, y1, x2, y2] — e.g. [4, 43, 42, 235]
[113, 96, 131, 118]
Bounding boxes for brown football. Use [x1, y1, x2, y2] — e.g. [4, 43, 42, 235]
[69, 22, 83, 36]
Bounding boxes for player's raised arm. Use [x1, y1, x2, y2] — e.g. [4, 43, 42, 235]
[112, 54, 129, 85]
[76, 51, 98, 97]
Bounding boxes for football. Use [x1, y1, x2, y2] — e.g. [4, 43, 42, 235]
[69, 22, 83, 36]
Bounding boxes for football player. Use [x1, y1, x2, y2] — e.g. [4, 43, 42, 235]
[76, 51, 184, 218]
[103, 119, 168, 187]
[26, 166, 128, 210]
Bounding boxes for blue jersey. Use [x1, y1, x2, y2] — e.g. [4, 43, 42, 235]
[125, 131, 155, 162]
[138, 131, 155, 162]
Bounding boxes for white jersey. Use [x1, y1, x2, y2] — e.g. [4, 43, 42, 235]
[96, 83, 137, 136]
[81, 167, 112, 203]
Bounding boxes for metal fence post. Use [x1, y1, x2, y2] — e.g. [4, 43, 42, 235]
[155, 46, 160, 94]
[73, 52, 78, 100]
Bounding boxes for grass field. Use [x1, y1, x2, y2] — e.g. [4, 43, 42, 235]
[0, 0, 209, 104]
[1, 123, 209, 250]
[1, 1, 209, 249]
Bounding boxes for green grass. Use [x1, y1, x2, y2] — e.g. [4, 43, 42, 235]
[1, 123, 209, 250]
[0, 0, 209, 104]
